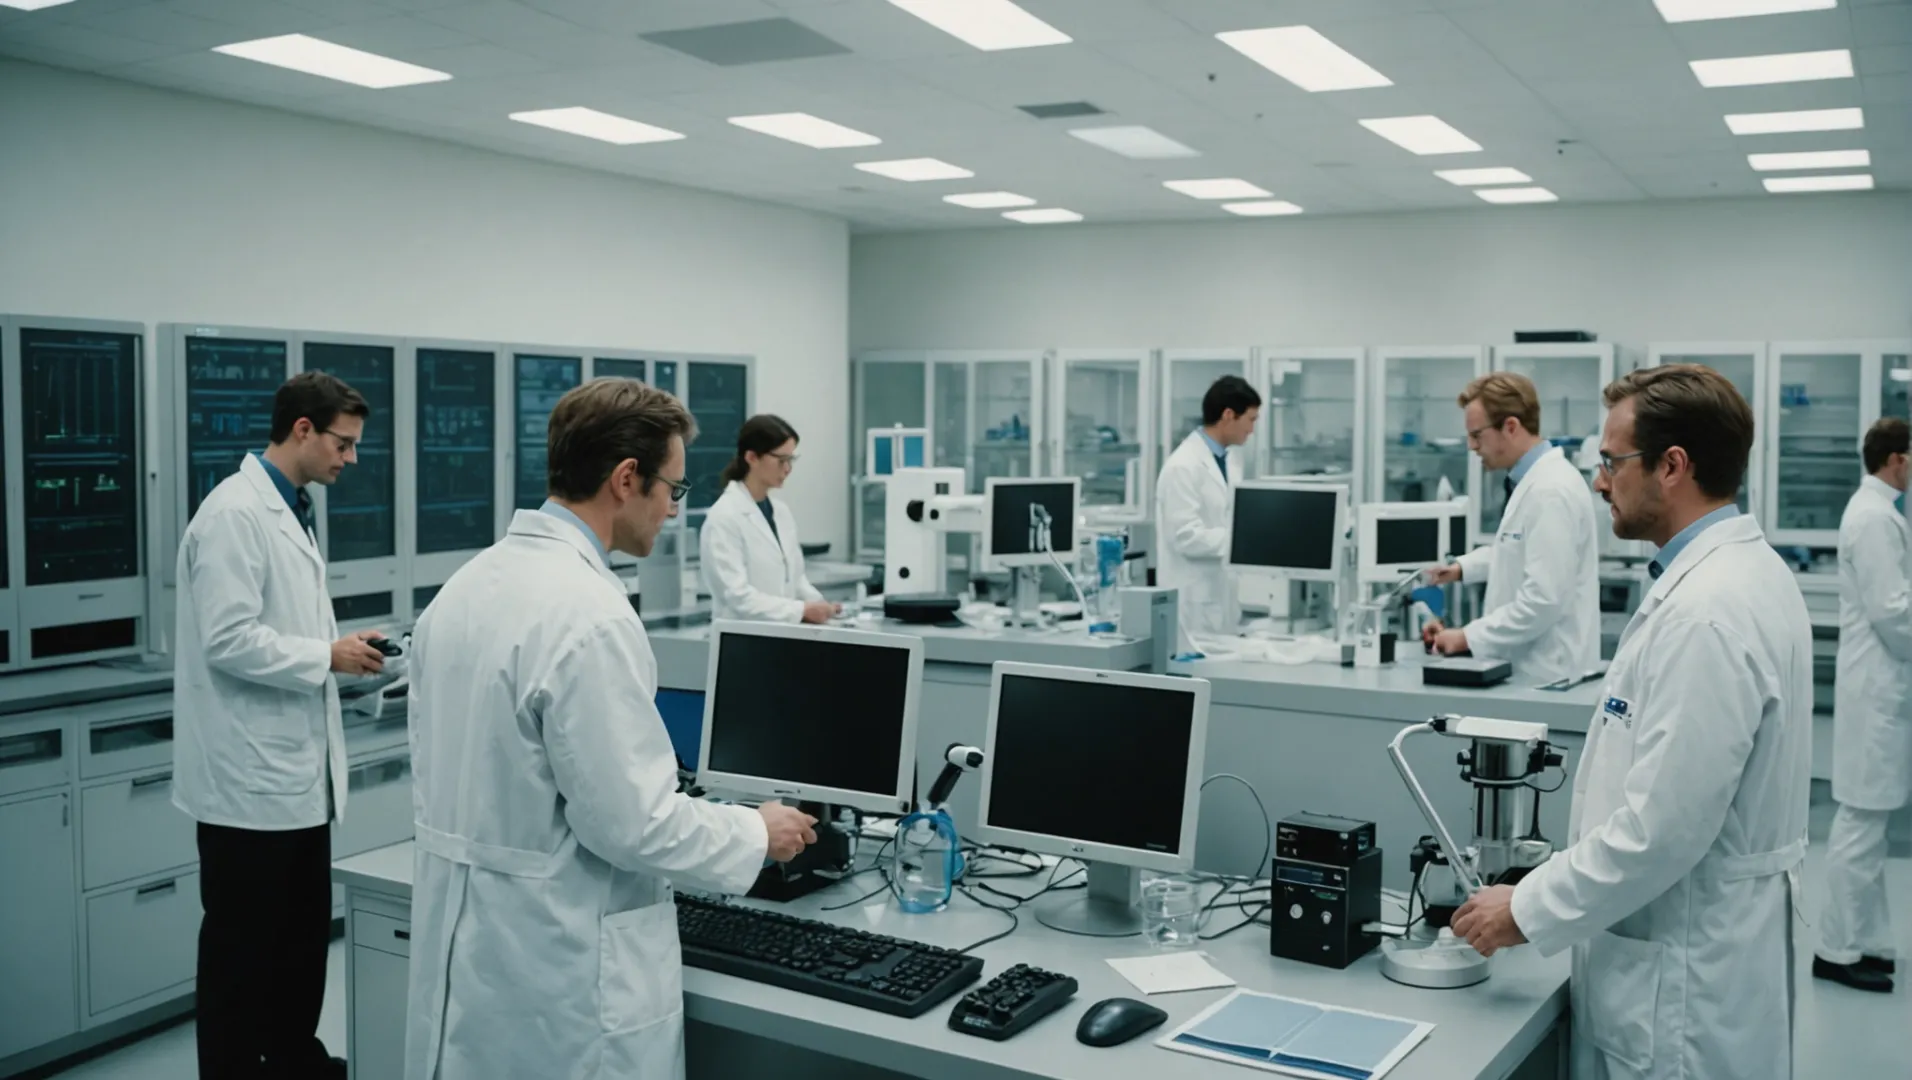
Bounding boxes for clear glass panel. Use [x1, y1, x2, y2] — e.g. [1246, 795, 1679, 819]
[858, 363, 927, 470]
[1265, 357, 1356, 484]
[1658, 353, 1757, 512]
[858, 480, 886, 555]
[1062, 359, 1142, 506]
[970, 360, 1035, 493]
[933, 362, 968, 470]
[1884, 354, 1911, 424]
[1774, 352, 1863, 535]
[1163, 358, 1244, 466]
[1481, 354, 1603, 534]
[89, 717, 173, 756]
[1382, 355, 1475, 502]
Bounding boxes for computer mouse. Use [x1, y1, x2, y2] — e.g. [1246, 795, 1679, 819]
[1075, 997, 1169, 1047]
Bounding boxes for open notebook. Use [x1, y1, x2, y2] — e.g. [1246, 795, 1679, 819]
[1158, 990, 1433, 1080]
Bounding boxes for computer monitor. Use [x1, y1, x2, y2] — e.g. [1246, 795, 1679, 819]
[1357, 502, 1448, 584]
[1224, 481, 1349, 583]
[1446, 496, 1471, 558]
[867, 427, 929, 477]
[973, 662, 1210, 935]
[983, 477, 1079, 571]
[696, 621, 923, 815]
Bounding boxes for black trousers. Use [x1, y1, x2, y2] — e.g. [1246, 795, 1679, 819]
[195, 821, 335, 1079]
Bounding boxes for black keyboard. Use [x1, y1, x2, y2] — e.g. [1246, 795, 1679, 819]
[947, 963, 1078, 1041]
[675, 894, 984, 1018]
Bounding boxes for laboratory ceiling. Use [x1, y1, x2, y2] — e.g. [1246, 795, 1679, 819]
[1, 0, 1906, 231]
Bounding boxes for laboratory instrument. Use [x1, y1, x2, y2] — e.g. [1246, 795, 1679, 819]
[947, 964, 1079, 1040]
[411, 342, 498, 598]
[696, 621, 923, 899]
[1420, 658, 1512, 687]
[1378, 714, 1564, 988]
[1076, 998, 1169, 1047]
[1271, 813, 1384, 970]
[1276, 812, 1376, 865]
[971, 662, 1211, 936]
[896, 743, 984, 914]
[674, 894, 982, 1018]
[983, 476, 1083, 627]
[883, 466, 982, 598]
[1118, 586, 1179, 673]
[1139, 873, 1202, 949]
[511, 352, 581, 511]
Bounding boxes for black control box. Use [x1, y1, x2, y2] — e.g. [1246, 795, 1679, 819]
[1276, 812, 1376, 867]
[1270, 849, 1383, 970]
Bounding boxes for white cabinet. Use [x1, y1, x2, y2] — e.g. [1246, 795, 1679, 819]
[80, 772, 195, 890]
[1371, 347, 1485, 536]
[84, 870, 199, 1020]
[1051, 350, 1150, 509]
[1158, 349, 1250, 478]
[351, 947, 408, 1080]
[1766, 342, 1902, 548]
[1260, 347, 1365, 499]
[0, 791, 78, 1059]
[1486, 344, 1617, 537]
[333, 754, 415, 861]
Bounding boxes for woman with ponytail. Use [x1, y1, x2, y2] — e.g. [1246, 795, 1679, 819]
[699, 414, 838, 624]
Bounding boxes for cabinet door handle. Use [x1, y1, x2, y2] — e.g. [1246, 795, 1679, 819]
[131, 772, 173, 790]
[137, 880, 179, 898]
[393, 930, 410, 942]
[78, 592, 105, 601]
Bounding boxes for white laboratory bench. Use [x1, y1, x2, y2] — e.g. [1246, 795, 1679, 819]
[333, 840, 1568, 1080]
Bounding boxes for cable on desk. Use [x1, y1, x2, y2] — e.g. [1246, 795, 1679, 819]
[953, 884, 1021, 954]
[1200, 901, 1273, 941]
[1198, 772, 1272, 884]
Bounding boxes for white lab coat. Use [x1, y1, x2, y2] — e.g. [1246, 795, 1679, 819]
[405, 510, 768, 1080]
[1155, 431, 1240, 647]
[172, 453, 347, 830]
[1453, 446, 1601, 685]
[1832, 475, 1912, 810]
[1511, 513, 1813, 1080]
[699, 480, 822, 623]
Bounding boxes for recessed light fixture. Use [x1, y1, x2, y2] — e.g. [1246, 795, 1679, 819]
[1004, 208, 1083, 224]
[1475, 187, 1559, 204]
[1215, 26, 1392, 92]
[1434, 167, 1534, 187]
[1763, 173, 1873, 192]
[885, 0, 1071, 51]
[854, 157, 974, 181]
[212, 33, 452, 88]
[1067, 125, 1201, 159]
[1725, 107, 1864, 134]
[728, 113, 880, 149]
[1654, 0, 1835, 22]
[509, 107, 684, 145]
[1690, 49, 1852, 88]
[1164, 178, 1272, 200]
[0, 1, 79, 10]
[1221, 201, 1305, 217]
[944, 191, 1036, 209]
[1748, 149, 1870, 171]
[1359, 115, 1482, 155]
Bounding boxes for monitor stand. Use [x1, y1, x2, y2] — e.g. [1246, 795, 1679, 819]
[1033, 861, 1143, 936]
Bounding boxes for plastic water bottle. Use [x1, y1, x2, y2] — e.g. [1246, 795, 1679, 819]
[895, 810, 961, 913]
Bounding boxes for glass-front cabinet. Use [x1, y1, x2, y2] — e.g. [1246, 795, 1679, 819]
[1051, 350, 1149, 509]
[947, 351, 1045, 494]
[1158, 349, 1250, 478]
[1372, 347, 1484, 533]
[852, 352, 932, 560]
[1649, 343, 1766, 521]
[1768, 342, 1900, 548]
[1883, 349, 1912, 425]
[1260, 347, 1364, 500]
[1483, 344, 1615, 536]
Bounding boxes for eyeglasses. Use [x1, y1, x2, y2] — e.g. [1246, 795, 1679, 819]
[768, 452, 800, 466]
[319, 428, 358, 453]
[1598, 450, 1647, 475]
[1465, 424, 1495, 444]
[660, 475, 693, 503]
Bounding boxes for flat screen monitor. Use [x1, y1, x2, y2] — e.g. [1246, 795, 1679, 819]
[415, 347, 496, 554]
[514, 354, 581, 510]
[1357, 502, 1448, 583]
[697, 621, 923, 815]
[1225, 482, 1348, 583]
[183, 334, 287, 519]
[20, 328, 141, 585]
[305, 341, 396, 563]
[983, 477, 1079, 570]
[1447, 500, 1470, 558]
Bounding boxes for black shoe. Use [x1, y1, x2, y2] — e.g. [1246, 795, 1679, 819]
[1813, 956, 1894, 993]
[1859, 956, 1897, 976]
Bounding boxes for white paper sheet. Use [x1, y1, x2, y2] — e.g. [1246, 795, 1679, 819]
[1106, 951, 1239, 995]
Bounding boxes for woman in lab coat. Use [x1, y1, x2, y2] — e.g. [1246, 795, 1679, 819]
[700, 414, 837, 624]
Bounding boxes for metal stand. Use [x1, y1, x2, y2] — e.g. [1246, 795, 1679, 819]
[1379, 936, 1492, 989]
[1033, 862, 1142, 936]
[1009, 566, 1043, 628]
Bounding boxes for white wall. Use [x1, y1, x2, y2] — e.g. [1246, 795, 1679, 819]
[851, 194, 1912, 351]
[0, 60, 851, 556]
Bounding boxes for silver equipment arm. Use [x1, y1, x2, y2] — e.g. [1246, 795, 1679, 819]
[1388, 720, 1485, 895]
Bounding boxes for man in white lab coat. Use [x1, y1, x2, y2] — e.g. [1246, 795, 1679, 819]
[700, 413, 836, 623]
[172, 373, 389, 1080]
[1814, 416, 1912, 993]
[1454, 365, 1813, 1080]
[405, 379, 818, 1080]
[1155, 375, 1260, 648]
[1422, 372, 1600, 685]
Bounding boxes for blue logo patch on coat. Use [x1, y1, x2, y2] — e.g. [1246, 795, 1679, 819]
[1602, 696, 1632, 728]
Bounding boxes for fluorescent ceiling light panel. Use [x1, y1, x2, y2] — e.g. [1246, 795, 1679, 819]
[885, 0, 1071, 51]
[944, 191, 1036, 208]
[1222, 201, 1305, 217]
[1359, 115, 1482, 155]
[1654, 0, 1835, 23]
[1690, 49, 1852, 87]
[1725, 107, 1864, 134]
[854, 157, 974, 181]
[1763, 173, 1873, 192]
[0, 1, 79, 10]
[212, 34, 451, 89]
[1164, 178, 1272, 200]
[1004, 208, 1083, 224]
[509, 107, 684, 145]
[1215, 26, 1392, 92]
[1067, 125, 1200, 159]
[727, 113, 879, 149]
[1748, 149, 1870, 171]
[1435, 167, 1533, 186]
[1475, 187, 1559, 204]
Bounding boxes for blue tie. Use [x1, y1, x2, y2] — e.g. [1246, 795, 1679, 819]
[1214, 453, 1228, 481]
[1504, 475, 1515, 498]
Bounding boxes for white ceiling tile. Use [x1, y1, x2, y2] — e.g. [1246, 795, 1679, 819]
[1018, 0, 1199, 42]
[412, 0, 581, 42]
[1662, 8, 1854, 59]
[64, 3, 250, 48]
[1858, 43, 1912, 76]
[521, 0, 785, 35]
[160, 0, 349, 35]
[314, 16, 483, 55]
[402, 41, 551, 79]
[1863, 70, 1912, 101]
[1853, 3, 1912, 47]
[0, 20, 185, 67]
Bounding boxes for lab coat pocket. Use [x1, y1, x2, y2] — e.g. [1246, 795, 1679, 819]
[1582, 930, 1664, 1074]
[239, 706, 320, 795]
[598, 903, 684, 1035]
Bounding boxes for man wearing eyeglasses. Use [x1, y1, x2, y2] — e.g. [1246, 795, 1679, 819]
[173, 371, 390, 1079]
[404, 378, 817, 1079]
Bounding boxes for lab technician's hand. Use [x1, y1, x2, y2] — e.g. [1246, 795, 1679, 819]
[1432, 627, 1469, 656]
[1421, 618, 1445, 648]
[331, 630, 386, 675]
[1452, 885, 1526, 957]
[1425, 562, 1463, 586]
[759, 800, 820, 862]
[801, 600, 838, 625]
